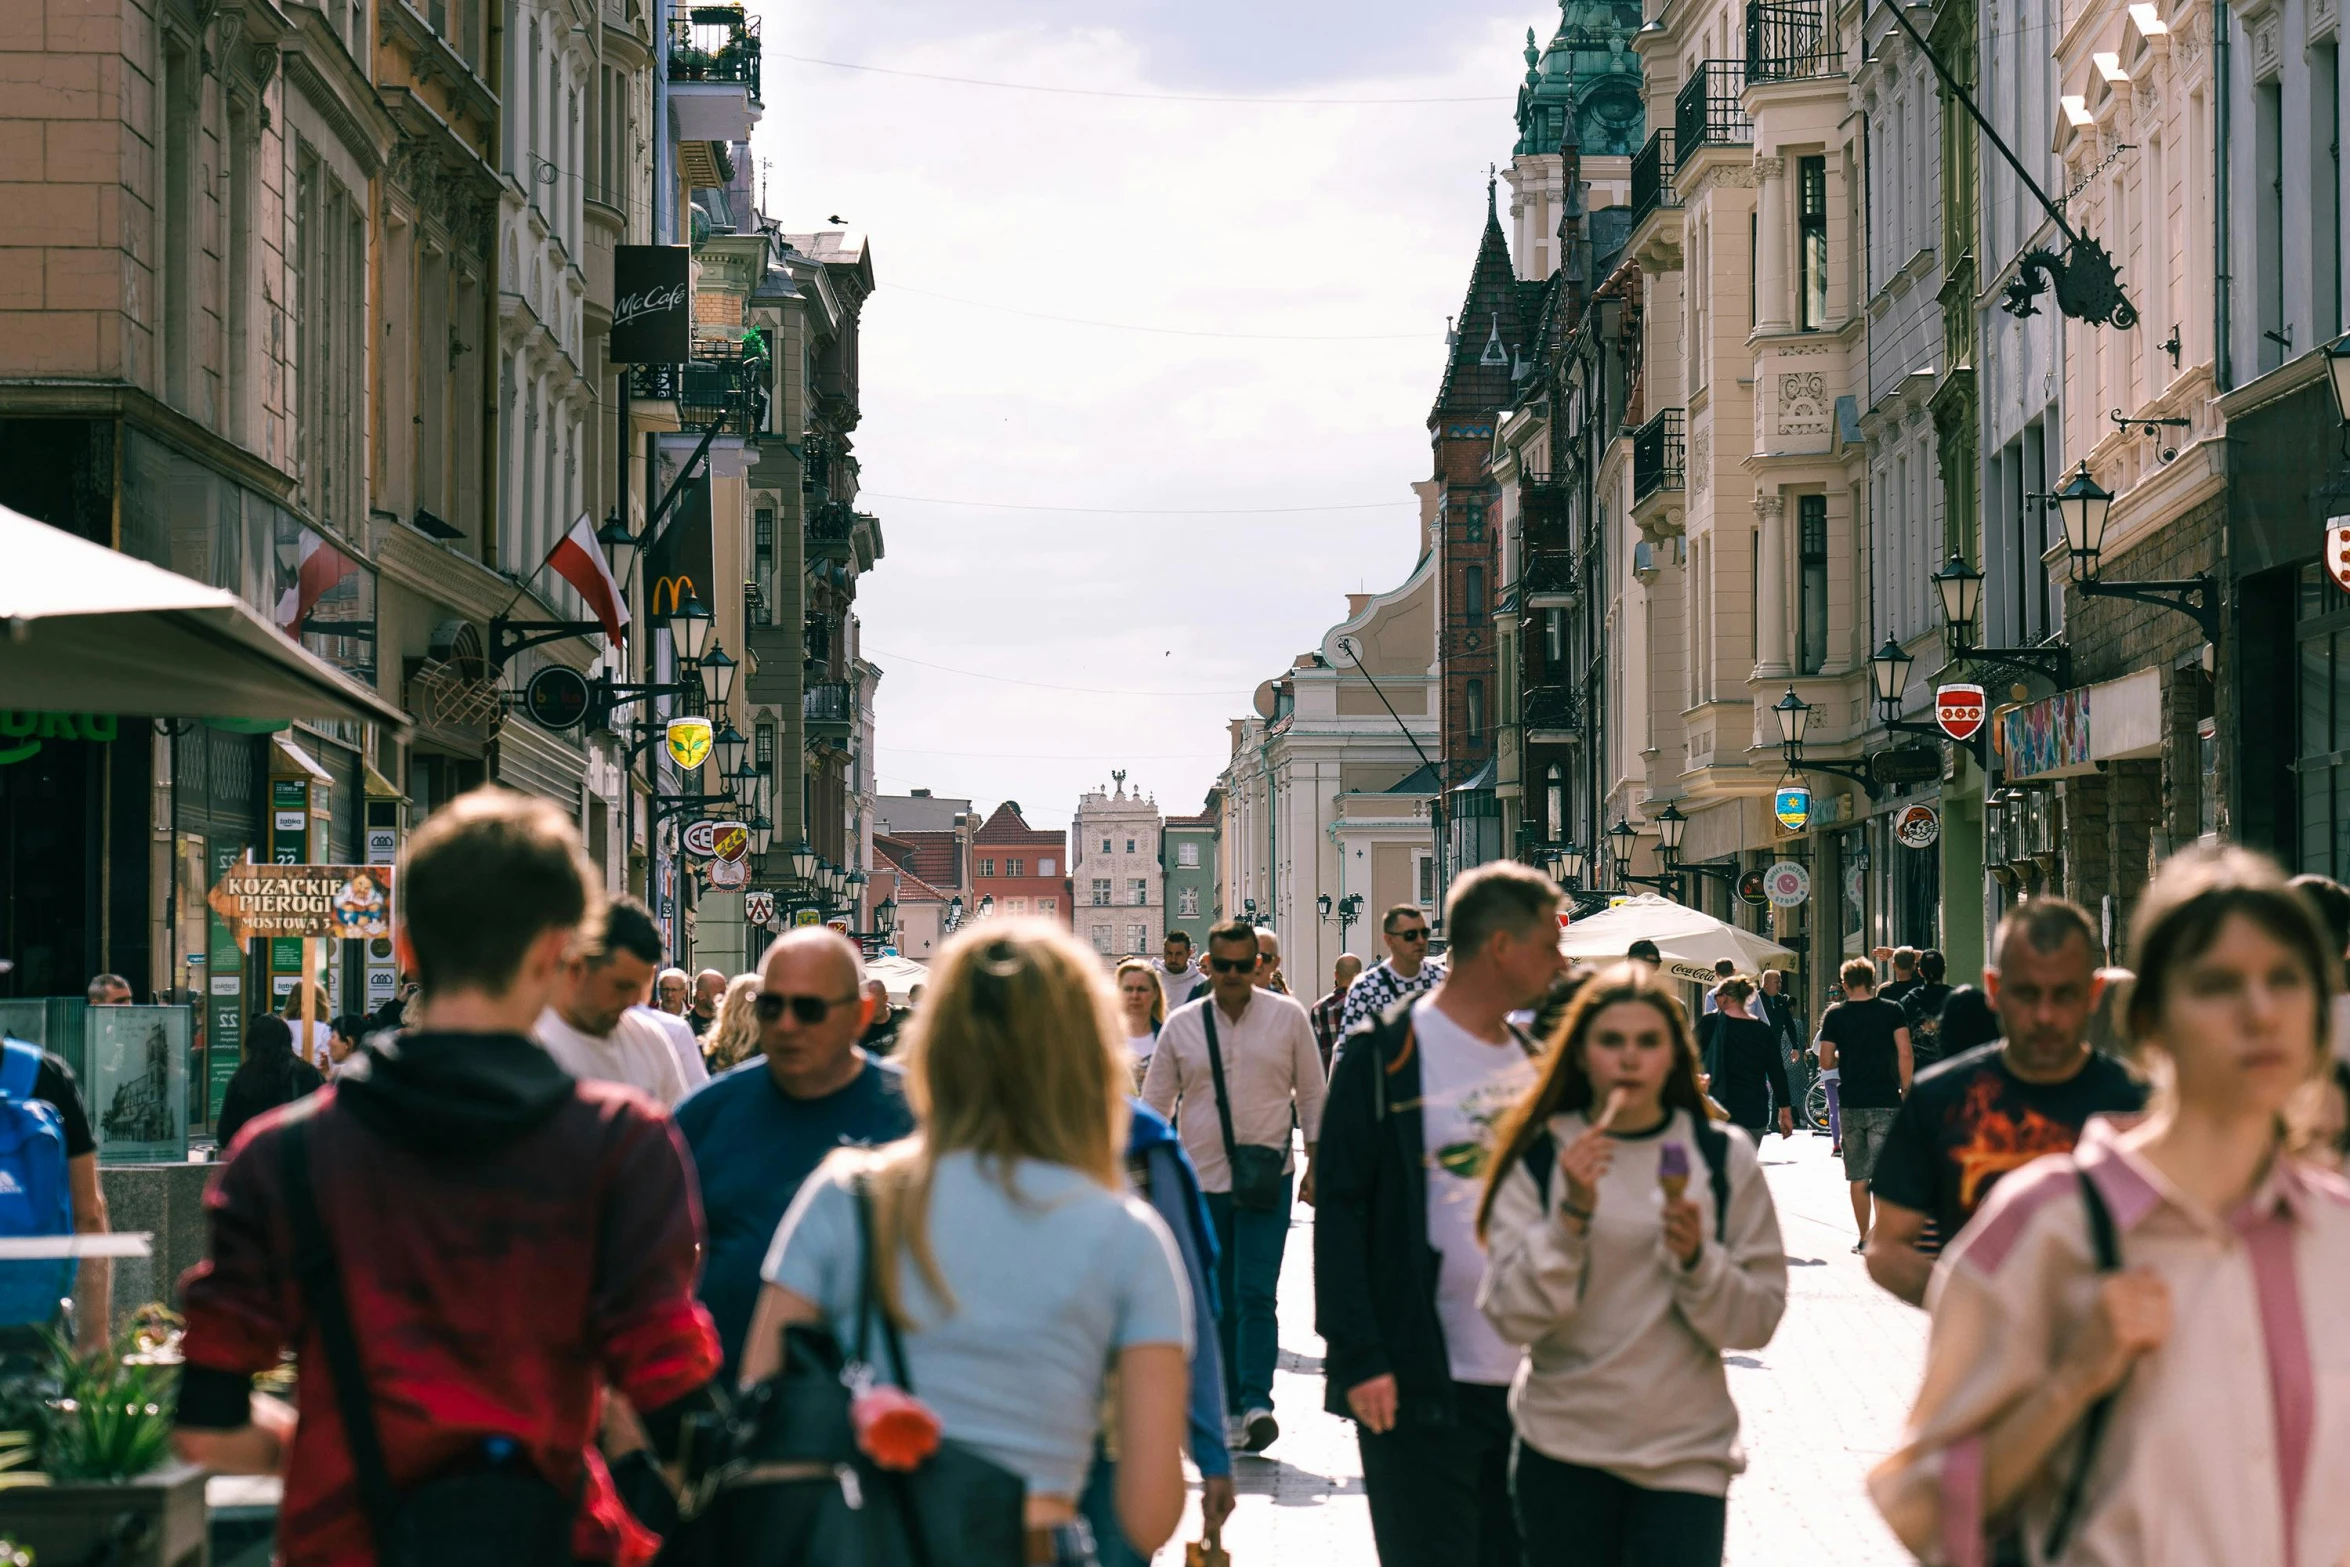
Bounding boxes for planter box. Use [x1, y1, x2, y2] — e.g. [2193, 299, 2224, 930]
[0, 1461, 207, 1567]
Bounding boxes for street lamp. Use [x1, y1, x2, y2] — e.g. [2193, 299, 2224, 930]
[977, 893, 995, 919]
[790, 840, 817, 884]
[1607, 819, 1638, 882]
[749, 813, 773, 855]
[668, 595, 713, 663]
[2049, 462, 2115, 582]
[1868, 636, 1913, 716]
[1931, 553, 1985, 651]
[1655, 803, 1688, 861]
[1556, 842, 1587, 886]
[715, 720, 748, 778]
[596, 513, 640, 584]
[699, 643, 738, 707]
[875, 895, 897, 938]
[1318, 893, 1334, 920]
[1772, 686, 1813, 751]
[946, 893, 965, 930]
[2325, 330, 2350, 431]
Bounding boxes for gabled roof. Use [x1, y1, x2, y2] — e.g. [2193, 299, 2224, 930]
[974, 801, 1063, 845]
[1432, 182, 1532, 425]
[878, 828, 960, 889]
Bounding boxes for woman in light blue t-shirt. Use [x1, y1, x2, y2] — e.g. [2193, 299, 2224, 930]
[741, 920, 1193, 1566]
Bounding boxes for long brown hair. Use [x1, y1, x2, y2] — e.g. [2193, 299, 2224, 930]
[861, 918, 1129, 1327]
[1475, 963, 1711, 1243]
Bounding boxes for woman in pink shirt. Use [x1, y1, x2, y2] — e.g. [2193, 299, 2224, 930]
[1872, 847, 2350, 1566]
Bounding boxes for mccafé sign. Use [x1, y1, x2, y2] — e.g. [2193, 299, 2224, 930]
[0, 710, 120, 766]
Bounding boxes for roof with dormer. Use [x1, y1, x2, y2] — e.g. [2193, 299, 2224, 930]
[1513, 0, 1646, 158]
[1430, 182, 1540, 426]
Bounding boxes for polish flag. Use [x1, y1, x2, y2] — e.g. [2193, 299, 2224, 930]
[547, 512, 629, 645]
[276, 528, 356, 633]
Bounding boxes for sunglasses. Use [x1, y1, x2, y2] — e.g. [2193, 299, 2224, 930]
[754, 991, 860, 1025]
[1207, 956, 1257, 975]
[1390, 928, 1429, 942]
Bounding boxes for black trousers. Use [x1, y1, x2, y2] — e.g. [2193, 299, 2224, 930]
[1357, 1381, 1519, 1567]
[1510, 1442, 1726, 1567]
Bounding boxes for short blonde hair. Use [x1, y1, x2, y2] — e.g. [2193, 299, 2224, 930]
[707, 973, 763, 1071]
[865, 919, 1129, 1326]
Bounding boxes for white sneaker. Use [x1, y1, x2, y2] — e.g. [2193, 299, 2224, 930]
[1241, 1406, 1278, 1453]
[1224, 1414, 1247, 1450]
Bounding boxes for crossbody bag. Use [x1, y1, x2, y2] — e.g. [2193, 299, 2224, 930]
[1201, 1007, 1289, 1212]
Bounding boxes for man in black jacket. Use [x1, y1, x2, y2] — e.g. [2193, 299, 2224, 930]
[1314, 863, 1565, 1566]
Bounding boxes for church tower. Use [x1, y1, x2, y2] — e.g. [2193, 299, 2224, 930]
[1504, 0, 1646, 283]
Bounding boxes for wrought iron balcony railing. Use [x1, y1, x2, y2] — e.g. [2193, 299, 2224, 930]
[1525, 684, 1585, 737]
[1633, 408, 1686, 503]
[1746, 1, 1842, 82]
[1674, 61, 1752, 155]
[808, 499, 857, 555]
[803, 680, 853, 734]
[1631, 129, 1680, 231]
[666, 6, 762, 99]
[1523, 551, 1580, 607]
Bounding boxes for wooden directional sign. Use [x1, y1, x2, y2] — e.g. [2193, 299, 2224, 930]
[208, 862, 395, 942]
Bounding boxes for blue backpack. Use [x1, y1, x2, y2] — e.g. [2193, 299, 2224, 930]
[0, 1038, 75, 1328]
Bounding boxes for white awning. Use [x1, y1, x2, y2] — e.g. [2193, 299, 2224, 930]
[1558, 893, 1796, 983]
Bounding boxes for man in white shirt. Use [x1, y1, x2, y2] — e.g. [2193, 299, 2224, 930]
[536, 897, 691, 1108]
[1153, 929, 1203, 1015]
[1143, 919, 1327, 1455]
[634, 998, 709, 1093]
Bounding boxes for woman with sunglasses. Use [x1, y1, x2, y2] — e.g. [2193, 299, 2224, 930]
[1116, 958, 1165, 1087]
[1475, 965, 1787, 1566]
[743, 920, 1194, 1565]
[1872, 848, 2350, 1566]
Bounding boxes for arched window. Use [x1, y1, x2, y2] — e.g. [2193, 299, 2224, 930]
[1466, 679, 1486, 743]
[1546, 764, 1565, 841]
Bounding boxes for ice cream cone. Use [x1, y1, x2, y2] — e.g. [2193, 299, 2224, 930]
[1658, 1141, 1691, 1203]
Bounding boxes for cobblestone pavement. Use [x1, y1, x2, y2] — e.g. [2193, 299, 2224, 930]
[1154, 1130, 1928, 1564]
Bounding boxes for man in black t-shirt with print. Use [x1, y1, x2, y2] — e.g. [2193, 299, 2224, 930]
[1816, 957, 1912, 1252]
[1864, 898, 2147, 1306]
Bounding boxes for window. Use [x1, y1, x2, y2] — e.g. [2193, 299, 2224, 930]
[1007, 898, 1028, 914]
[1091, 878, 1111, 906]
[1546, 764, 1564, 840]
[1127, 925, 1149, 953]
[1466, 678, 1485, 743]
[1125, 837, 1136, 854]
[1005, 857, 1025, 877]
[1464, 564, 1486, 619]
[1039, 857, 1055, 876]
[1178, 887, 1200, 917]
[1130, 878, 1149, 905]
[1417, 855, 1435, 904]
[977, 858, 995, 877]
[1798, 494, 1829, 675]
[1039, 897, 1057, 914]
[1091, 925, 1113, 955]
[752, 509, 774, 624]
[1544, 608, 1564, 667]
[1799, 155, 1829, 330]
[2257, 78, 2287, 370]
[1177, 842, 1200, 868]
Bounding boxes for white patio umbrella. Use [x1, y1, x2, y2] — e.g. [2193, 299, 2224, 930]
[0, 505, 406, 728]
[1558, 893, 1795, 984]
[863, 952, 930, 1007]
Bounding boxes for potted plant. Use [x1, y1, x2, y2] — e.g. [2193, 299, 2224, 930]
[0, 1309, 206, 1567]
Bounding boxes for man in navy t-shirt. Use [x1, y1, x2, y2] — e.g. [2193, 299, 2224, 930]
[676, 928, 913, 1376]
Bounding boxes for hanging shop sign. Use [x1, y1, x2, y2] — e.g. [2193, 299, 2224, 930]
[666, 716, 713, 770]
[524, 666, 594, 732]
[207, 863, 396, 942]
[1736, 869, 1769, 906]
[681, 819, 720, 857]
[2328, 518, 2350, 594]
[611, 245, 692, 364]
[708, 857, 749, 890]
[745, 891, 777, 928]
[710, 821, 749, 863]
[1871, 744, 1943, 785]
[1935, 683, 1988, 742]
[793, 908, 822, 927]
[1773, 783, 1811, 832]
[0, 710, 120, 767]
[1763, 861, 1811, 908]
[1893, 803, 1942, 850]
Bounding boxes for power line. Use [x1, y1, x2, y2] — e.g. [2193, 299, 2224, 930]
[880, 745, 1228, 760]
[868, 647, 1247, 698]
[888, 282, 1432, 342]
[775, 51, 1514, 106]
[861, 490, 1413, 516]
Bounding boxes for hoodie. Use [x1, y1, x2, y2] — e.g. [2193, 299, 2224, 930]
[178, 1031, 720, 1567]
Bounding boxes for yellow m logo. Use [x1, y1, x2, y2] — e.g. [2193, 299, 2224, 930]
[649, 575, 697, 617]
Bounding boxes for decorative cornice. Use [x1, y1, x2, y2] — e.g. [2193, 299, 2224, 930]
[279, 22, 401, 175]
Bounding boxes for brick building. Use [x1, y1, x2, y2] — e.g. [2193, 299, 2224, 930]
[971, 801, 1070, 925]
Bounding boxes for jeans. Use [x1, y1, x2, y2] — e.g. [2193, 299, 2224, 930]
[1204, 1174, 1292, 1414]
[1510, 1443, 1726, 1567]
[1820, 1067, 1842, 1144]
[1358, 1381, 1518, 1567]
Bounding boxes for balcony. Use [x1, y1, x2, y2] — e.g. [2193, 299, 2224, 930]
[1522, 551, 1579, 611]
[628, 341, 769, 435]
[1631, 129, 1680, 233]
[1525, 684, 1585, 745]
[666, 5, 761, 142]
[1745, 1, 1842, 83]
[1633, 409, 1686, 503]
[808, 499, 856, 560]
[1673, 61, 1752, 157]
[803, 680, 853, 742]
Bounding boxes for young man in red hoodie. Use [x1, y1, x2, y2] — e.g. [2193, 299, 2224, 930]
[173, 789, 721, 1567]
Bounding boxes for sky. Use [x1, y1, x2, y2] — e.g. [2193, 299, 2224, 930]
[751, 0, 1544, 828]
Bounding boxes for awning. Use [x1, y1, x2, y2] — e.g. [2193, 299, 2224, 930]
[0, 506, 408, 731]
[1557, 893, 1796, 982]
[862, 953, 929, 1006]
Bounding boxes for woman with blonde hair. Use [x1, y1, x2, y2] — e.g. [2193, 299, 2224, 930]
[740, 919, 1193, 1565]
[1872, 847, 2350, 1566]
[1475, 964, 1787, 1566]
[704, 972, 763, 1072]
[1114, 957, 1164, 1086]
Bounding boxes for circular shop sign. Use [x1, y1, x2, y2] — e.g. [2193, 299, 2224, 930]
[1893, 802, 1941, 850]
[681, 819, 720, 857]
[523, 665, 593, 731]
[1763, 861, 1811, 908]
[1736, 869, 1768, 906]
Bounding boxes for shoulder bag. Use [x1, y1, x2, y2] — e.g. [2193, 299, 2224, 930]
[279, 1113, 579, 1567]
[1201, 1008, 1289, 1212]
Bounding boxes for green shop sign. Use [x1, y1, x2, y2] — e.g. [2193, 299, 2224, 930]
[0, 711, 120, 766]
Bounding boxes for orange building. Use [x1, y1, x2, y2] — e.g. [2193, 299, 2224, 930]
[971, 803, 1071, 925]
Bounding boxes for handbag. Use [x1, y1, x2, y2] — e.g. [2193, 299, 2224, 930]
[278, 1113, 579, 1567]
[1201, 1008, 1288, 1213]
[706, 1175, 1028, 1567]
[1988, 1166, 2124, 1567]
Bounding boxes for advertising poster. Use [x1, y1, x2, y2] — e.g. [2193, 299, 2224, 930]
[643, 475, 714, 621]
[88, 1006, 190, 1164]
[611, 245, 692, 364]
[207, 839, 249, 1122]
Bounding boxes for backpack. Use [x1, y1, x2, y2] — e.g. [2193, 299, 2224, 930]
[1521, 1114, 1733, 1237]
[1901, 985, 1950, 1070]
[0, 1038, 75, 1328]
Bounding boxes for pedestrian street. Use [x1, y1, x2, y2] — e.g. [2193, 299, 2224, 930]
[1167, 1129, 1925, 1565]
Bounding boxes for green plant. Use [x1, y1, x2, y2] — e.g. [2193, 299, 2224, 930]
[38, 1326, 178, 1483]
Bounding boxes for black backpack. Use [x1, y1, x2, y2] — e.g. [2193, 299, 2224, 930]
[1519, 1113, 1733, 1235]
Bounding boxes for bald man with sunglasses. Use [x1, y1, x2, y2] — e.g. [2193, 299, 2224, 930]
[674, 929, 914, 1377]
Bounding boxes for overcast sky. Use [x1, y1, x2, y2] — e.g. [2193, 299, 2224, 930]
[752, 1, 1538, 828]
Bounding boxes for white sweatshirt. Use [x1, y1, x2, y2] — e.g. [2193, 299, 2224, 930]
[1477, 1107, 1788, 1496]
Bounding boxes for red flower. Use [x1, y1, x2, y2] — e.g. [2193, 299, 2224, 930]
[851, 1385, 942, 1472]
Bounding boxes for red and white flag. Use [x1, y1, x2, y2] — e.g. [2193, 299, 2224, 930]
[547, 512, 629, 645]
[276, 528, 356, 632]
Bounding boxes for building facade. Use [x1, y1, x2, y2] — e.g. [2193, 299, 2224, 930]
[1071, 778, 1165, 958]
[1161, 811, 1219, 946]
[972, 801, 1070, 925]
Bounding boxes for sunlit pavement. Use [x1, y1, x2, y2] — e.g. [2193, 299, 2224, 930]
[1154, 1130, 1927, 1564]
